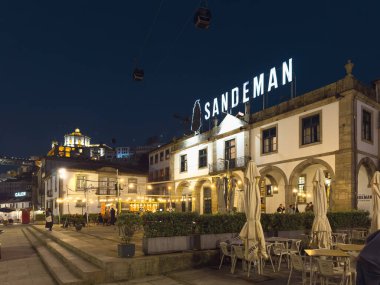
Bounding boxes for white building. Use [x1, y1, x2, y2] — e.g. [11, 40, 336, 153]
[153, 61, 380, 215]
[42, 162, 148, 217]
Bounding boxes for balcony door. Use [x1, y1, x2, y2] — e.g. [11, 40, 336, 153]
[224, 139, 236, 169]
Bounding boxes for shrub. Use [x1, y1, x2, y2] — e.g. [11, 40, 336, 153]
[142, 212, 198, 237]
[141, 211, 370, 238]
[116, 213, 142, 244]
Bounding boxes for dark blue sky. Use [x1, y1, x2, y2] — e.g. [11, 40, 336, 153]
[0, 0, 379, 159]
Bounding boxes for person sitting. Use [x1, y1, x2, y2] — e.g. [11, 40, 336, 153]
[287, 204, 295, 214]
[277, 204, 285, 213]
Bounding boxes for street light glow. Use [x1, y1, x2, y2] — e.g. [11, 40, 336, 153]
[58, 168, 67, 179]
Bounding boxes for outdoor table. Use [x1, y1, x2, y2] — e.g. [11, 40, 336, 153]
[336, 243, 364, 252]
[305, 249, 350, 285]
[265, 237, 292, 249]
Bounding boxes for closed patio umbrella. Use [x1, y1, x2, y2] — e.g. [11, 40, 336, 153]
[311, 168, 332, 249]
[239, 160, 268, 266]
[217, 178, 226, 213]
[370, 171, 380, 233]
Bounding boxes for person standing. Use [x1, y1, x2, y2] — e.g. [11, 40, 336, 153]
[103, 208, 110, 226]
[45, 208, 53, 231]
[356, 230, 380, 284]
[110, 207, 116, 225]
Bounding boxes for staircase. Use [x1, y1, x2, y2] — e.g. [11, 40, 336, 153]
[22, 226, 106, 285]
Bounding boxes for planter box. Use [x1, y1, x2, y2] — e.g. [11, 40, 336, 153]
[143, 236, 191, 255]
[193, 233, 237, 250]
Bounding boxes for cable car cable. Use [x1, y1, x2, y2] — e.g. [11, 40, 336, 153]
[152, 0, 202, 76]
[137, 0, 165, 60]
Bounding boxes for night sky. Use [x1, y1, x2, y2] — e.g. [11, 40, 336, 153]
[0, 0, 379, 163]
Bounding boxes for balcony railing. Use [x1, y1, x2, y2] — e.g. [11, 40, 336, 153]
[96, 189, 117, 196]
[148, 174, 170, 183]
[208, 156, 250, 174]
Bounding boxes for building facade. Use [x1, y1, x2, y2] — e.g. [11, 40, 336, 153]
[150, 61, 380, 216]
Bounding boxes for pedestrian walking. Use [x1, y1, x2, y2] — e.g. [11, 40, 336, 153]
[45, 208, 53, 231]
[110, 207, 116, 225]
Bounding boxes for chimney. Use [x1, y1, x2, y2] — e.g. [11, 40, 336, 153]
[373, 79, 380, 103]
[244, 102, 251, 123]
[213, 116, 218, 128]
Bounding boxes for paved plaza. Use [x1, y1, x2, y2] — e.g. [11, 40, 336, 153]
[0, 224, 301, 285]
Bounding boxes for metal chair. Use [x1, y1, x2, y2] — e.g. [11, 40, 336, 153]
[316, 258, 351, 285]
[288, 239, 302, 255]
[231, 245, 260, 277]
[287, 253, 315, 285]
[272, 242, 290, 271]
[262, 242, 276, 273]
[219, 242, 232, 269]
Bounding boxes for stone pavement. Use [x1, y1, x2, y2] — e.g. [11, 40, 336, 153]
[1, 223, 300, 285]
[0, 224, 56, 285]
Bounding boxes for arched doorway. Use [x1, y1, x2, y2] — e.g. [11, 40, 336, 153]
[176, 181, 192, 212]
[194, 179, 214, 214]
[259, 166, 288, 213]
[289, 159, 335, 212]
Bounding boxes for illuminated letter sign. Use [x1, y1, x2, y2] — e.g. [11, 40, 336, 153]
[194, 58, 294, 121]
[15, 192, 26, 197]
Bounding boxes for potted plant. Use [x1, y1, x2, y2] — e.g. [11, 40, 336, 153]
[116, 213, 142, 258]
[73, 216, 85, 231]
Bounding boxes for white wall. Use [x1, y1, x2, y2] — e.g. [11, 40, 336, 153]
[174, 142, 213, 181]
[253, 103, 339, 165]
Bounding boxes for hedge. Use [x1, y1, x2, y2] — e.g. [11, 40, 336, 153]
[142, 211, 370, 238]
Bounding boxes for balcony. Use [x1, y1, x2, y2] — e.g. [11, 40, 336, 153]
[208, 156, 250, 174]
[148, 174, 170, 183]
[96, 188, 117, 196]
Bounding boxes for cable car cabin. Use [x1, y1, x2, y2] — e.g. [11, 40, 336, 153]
[133, 68, 144, 81]
[194, 7, 211, 29]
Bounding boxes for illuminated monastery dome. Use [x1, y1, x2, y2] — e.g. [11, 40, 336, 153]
[64, 128, 91, 147]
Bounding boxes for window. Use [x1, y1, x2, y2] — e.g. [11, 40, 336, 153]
[165, 149, 170, 160]
[203, 187, 212, 214]
[76, 175, 87, 191]
[297, 175, 306, 204]
[180, 155, 187, 172]
[154, 154, 158, 163]
[98, 177, 116, 195]
[160, 152, 164, 161]
[225, 139, 236, 168]
[301, 113, 321, 145]
[128, 178, 137, 194]
[198, 148, 208, 168]
[362, 109, 372, 142]
[159, 169, 164, 178]
[262, 126, 277, 154]
[149, 156, 153, 165]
